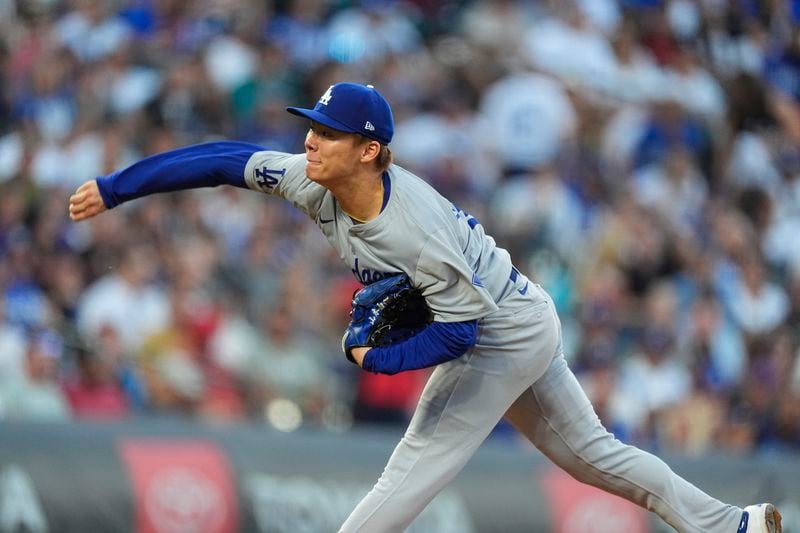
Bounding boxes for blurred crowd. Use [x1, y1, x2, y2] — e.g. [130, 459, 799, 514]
[1, 0, 800, 457]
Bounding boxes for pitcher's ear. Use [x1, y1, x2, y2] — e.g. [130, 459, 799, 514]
[360, 139, 381, 164]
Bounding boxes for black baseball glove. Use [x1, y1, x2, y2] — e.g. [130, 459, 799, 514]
[342, 274, 433, 364]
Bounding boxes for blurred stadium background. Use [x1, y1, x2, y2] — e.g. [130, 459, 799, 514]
[0, 0, 799, 531]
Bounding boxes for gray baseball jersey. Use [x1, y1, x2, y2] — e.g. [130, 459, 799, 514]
[244, 151, 528, 320]
[243, 151, 745, 533]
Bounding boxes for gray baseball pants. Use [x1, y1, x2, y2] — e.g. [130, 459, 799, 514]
[339, 285, 743, 533]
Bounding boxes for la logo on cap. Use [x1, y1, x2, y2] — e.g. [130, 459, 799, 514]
[319, 86, 334, 106]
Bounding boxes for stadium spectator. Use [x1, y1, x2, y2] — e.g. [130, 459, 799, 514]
[62, 340, 129, 420]
[0, 330, 70, 421]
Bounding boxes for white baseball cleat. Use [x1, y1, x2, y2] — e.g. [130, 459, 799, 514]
[738, 503, 782, 533]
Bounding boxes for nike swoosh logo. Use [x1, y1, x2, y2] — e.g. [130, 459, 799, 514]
[319, 217, 334, 224]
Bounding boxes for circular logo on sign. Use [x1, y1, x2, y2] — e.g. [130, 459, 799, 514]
[145, 467, 226, 533]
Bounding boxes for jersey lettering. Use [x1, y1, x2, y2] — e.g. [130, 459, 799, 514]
[254, 166, 285, 191]
[451, 204, 481, 229]
[351, 257, 393, 285]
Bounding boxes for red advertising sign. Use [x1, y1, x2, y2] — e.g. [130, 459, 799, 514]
[541, 468, 651, 533]
[118, 440, 238, 533]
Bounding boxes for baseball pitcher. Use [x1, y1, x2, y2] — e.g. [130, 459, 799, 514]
[69, 82, 781, 533]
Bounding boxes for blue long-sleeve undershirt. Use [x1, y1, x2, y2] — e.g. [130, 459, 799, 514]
[96, 141, 264, 208]
[96, 141, 481, 375]
[362, 319, 479, 375]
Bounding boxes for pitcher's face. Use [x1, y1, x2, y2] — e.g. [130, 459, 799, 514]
[303, 122, 364, 184]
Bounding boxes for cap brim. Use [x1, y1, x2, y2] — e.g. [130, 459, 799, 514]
[286, 107, 359, 135]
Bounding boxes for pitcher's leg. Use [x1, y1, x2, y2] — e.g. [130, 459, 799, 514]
[339, 354, 529, 532]
[340, 299, 561, 532]
[505, 354, 743, 533]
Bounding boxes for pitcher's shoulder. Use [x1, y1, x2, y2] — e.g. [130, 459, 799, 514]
[389, 167, 457, 221]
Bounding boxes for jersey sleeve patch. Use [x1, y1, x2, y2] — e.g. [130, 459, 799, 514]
[244, 151, 304, 195]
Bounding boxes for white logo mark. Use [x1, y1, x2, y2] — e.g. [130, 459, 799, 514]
[319, 86, 334, 106]
[145, 467, 226, 533]
[364, 121, 375, 131]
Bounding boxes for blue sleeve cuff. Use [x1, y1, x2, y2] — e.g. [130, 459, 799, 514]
[362, 319, 479, 375]
[96, 173, 119, 209]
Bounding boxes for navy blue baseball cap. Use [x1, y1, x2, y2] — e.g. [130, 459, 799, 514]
[287, 82, 394, 145]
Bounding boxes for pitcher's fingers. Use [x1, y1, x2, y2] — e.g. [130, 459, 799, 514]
[69, 197, 87, 212]
[70, 181, 95, 203]
[70, 204, 98, 221]
[76, 180, 95, 193]
[69, 197, 94, 216]
[69, 206, 85, 220]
